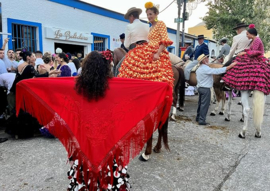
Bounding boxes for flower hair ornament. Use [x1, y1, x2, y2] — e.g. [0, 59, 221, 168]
[145, 2, 154, 9]
[101, 50, 113, 63]
[145, 2, 159, 22]
[249, 24, 255, 29]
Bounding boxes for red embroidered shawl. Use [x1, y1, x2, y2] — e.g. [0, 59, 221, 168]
[16, 77, 172, 189]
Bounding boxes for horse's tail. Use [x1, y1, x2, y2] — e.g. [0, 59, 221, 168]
[253, 90, 265, 128]
[162, 118, 170, 151]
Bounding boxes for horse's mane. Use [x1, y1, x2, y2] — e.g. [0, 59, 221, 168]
[116, 48, 126, 55]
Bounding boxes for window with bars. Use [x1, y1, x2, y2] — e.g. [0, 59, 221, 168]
[93, 36, 106, 51]
[12, 24, 37, 52]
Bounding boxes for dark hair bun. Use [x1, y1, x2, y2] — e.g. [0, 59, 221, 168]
[20, 50, 32, 61]
[43, 55, 52, 64]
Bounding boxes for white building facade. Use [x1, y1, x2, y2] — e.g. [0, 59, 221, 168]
[0, 0, 218, 58]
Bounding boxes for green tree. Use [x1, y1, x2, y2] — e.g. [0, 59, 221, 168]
[202, 0, 270, 51]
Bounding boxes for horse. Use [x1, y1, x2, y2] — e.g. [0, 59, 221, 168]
[183, 58, 227, 117]
[111, 48, 126, 75]
[238, 90, 265, 138]
[111, 48, 185, 161]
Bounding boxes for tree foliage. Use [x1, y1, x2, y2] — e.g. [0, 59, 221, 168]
[203, 0, 270, 51]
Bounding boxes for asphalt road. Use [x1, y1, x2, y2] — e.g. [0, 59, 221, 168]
[1, 95, 270, 191]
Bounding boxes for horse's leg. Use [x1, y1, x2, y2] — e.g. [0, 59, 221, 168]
[171, 66, 179, 121]
[154, 118, 169, 153]
[171, 85, 178, 121]
[225, 91, 233, 121]
[253, 90, 266, 138]
[153, 127, 162, 153]
[178, 68, 185, 111]
[139, 135, 152, 162]
[220, 94, 226, 115]
[238, 91, 250, 138]
[210, 99, 219, 116]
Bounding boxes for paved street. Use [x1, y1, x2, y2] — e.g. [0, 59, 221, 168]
[1, 95, 270, 191]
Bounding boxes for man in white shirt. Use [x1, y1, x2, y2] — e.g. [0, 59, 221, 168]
[35, 51, 44, 69]
[196, 54, 236, 125]
[16, 48, 24, 65]
[221, 23, 251, 85]
[223, 23, 251, 65]
[0, 49, 8, 74]
[2, 39, 18, 71]
[0, 73, 16, 95]
[114, 7, 149, 76]
[123, 7, 149, 50]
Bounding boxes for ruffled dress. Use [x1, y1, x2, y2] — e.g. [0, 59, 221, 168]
[223, 37, 270, 95]
[118, 21, 174, 88]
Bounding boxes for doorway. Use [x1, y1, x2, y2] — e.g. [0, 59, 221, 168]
[54, 43, 85, 58]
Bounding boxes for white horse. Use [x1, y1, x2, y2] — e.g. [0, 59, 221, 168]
[225, 90, 266, 138]
[239, 90, 266, 138]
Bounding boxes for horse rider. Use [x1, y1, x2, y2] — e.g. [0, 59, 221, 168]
[119, 33, 129, 53]
[220, 23, 251, 85]
[222, 23, 251, 67]
[114, 7, 149, 76]
[217, 37, 230, 59]
[182, 40, 194, 62]
[123, 7, 149, 50]
[184, 35, 209, 84]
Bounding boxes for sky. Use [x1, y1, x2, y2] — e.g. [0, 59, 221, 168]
[80, 0, 209, 32]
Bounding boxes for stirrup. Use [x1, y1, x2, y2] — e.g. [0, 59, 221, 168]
[222, 86, 231, 91]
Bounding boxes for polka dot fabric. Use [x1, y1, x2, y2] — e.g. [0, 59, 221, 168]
[118, 21, 174, 88]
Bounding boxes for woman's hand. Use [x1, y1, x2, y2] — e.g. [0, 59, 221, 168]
[237, 52, 246, 56]
[49, 69, 61, 77]
[226, 62, 237, 70]
[153, 53, 160, 61]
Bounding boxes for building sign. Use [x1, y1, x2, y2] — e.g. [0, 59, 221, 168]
[45, 27, 93, 43]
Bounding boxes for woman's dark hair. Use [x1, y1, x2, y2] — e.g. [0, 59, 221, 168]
[75, 51, 111, 101]
[58, 53, 69, 63]
[146, 6, 159, 14]
[248, 28, 257, 36]
[19, 51, 32, 61]
[73, 58, 80, 70]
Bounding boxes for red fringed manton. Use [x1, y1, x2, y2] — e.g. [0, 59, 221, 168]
[16, 77, 172, 190]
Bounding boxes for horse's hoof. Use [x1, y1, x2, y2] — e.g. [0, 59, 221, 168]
[238, 132, 245, 139]
[219, 112, 224, 115]
[255, 132, 261, 138]
[225, 118, 230, 121]
[139, 153, 150, 162]
[178, 107, 184, 112]
[210, 112, 216, 116]
[240, 118, 244, 122]
[153, 147, 161, 153]
[171, 115, 176, 121]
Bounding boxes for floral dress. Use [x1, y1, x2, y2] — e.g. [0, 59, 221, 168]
[223, 37, 270, 95]
[118, 21, 174, 88]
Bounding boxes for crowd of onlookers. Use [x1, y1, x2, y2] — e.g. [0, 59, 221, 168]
[0, 38, 85, 143]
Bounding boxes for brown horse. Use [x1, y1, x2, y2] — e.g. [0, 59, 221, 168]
[111, 48, 185, 161]
[112, 48, 126, 75]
